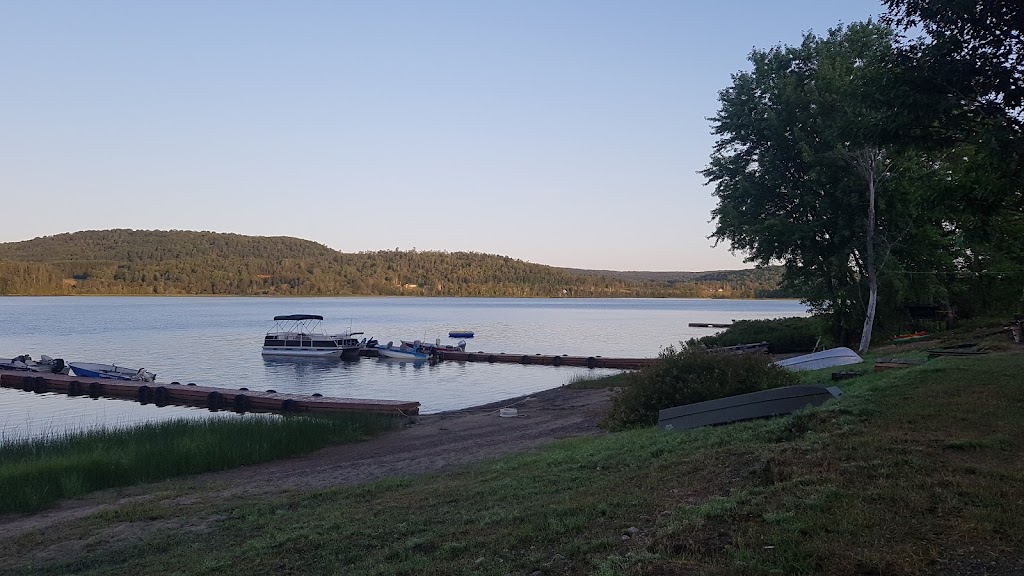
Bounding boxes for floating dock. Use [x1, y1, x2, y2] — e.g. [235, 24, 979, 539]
[0, 370, 419, 420]
[433, 351, 658, 370]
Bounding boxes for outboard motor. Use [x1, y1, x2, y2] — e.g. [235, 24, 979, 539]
[50, 358, 66, 374]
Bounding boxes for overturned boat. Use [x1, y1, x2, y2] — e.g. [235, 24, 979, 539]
[658, 385, 843, 431]
[774, 347, 863, 372]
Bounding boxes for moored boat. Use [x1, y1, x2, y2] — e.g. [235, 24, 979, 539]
[448, 330, 475, 338]
[0, 355, 70, 375]
[401, 338, 467, 353]
[376, 341, 432, 361]
[262, 315, 361, 359]
[69, 362, 156, 382]
[329, 330, 366, 360]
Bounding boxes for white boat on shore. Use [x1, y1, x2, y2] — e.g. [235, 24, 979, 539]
[774, 347, 863, 372]
[262, 314, 361, 359]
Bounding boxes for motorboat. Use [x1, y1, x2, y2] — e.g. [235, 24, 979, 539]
[262, 315, 361, 359]
[0, 354, 70, 374]
[400, 338, 467, 353]
[376, 341, 432, 361]
[774, 347, 863, 372]
[329, 330, 366, 360]
[69, 362, 156, 382]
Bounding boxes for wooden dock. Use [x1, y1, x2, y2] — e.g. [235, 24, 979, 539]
[707, 341, 769, 354]
[434, 351, 658, 370]
[0, 370, 419, 420]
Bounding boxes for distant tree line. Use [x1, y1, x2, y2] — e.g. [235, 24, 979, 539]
[0, 230, 792, 298]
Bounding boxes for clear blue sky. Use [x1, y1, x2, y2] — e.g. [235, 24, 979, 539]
[0, 0, 881, 271]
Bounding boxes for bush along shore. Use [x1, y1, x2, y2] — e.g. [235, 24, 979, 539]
[2, 339, 1022, 574]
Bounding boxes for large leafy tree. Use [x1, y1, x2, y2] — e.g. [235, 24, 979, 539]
[704, 21, 956, 351]
[882, 1, 1024, 312]
[882, 0, 1024, 118]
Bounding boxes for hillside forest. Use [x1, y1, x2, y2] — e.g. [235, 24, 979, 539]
[0, 230, 791, 299]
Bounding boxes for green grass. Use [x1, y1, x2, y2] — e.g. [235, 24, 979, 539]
[0, 414, 399, 514]
[564, 371, 632, 389]
[4, 352, 1024, 575]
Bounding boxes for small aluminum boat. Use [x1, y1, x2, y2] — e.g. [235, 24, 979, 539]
[69, 362, 156, 382]
[376, 341, 431, 361]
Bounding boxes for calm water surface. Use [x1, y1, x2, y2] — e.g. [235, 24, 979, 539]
[0, 297, 807, 440]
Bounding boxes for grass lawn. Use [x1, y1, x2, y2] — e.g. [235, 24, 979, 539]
[3, 351, 1023, 575]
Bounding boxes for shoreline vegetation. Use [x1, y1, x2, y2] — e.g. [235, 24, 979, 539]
[0, 414, 400, 514]
[0, 229, 797, 299]
[2, 323, 1021, 573]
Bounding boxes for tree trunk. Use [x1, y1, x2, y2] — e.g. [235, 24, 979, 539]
[858, 159, 879, 355]
[859, 257, 878, 354]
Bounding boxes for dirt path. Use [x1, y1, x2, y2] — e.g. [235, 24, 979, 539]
[0, 386, 614, 538]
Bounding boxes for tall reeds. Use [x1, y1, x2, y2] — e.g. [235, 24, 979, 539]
[0, 413, 399, 513]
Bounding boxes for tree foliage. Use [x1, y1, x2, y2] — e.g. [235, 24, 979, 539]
[882, 0, 1024, 115]
[704, 22, 961, 347]
[705, 19, 1023, 345]
[882, 0, 1024, 316]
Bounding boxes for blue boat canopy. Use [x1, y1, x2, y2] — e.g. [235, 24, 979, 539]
[274, 314, 324, 321]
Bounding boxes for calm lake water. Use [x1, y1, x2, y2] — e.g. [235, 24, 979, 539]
[0, 297, 807, 441]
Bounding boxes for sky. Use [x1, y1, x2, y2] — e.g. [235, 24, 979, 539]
[0, 0, 883, 271]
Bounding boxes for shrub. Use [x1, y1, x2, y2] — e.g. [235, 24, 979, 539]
[692, 316, 825, 353]
[604, 346, 799, 429]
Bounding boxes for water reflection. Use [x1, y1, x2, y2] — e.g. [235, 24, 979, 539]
[376, 357, 431, 370]
[0, 388, 239, 443]
[261, 356, 359, 375]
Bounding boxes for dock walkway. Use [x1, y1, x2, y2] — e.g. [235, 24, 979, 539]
[0, 370, 419, 420]
[434, 351, 658, 369]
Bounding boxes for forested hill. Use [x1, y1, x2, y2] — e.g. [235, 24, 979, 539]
[569, 267, 793, 297]
[0, 230, 789, 297]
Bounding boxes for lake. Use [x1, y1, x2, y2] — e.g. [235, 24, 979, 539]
[0, 297, 807, 440]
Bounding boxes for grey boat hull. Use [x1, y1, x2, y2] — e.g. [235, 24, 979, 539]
[658, 385, 843, 431]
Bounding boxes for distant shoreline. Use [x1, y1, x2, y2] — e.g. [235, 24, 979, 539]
[0, 293, 804, 301]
